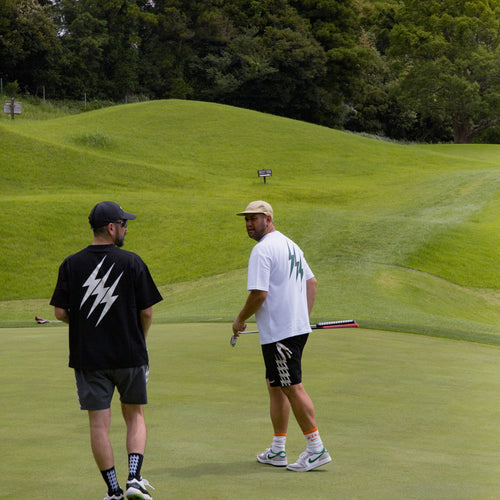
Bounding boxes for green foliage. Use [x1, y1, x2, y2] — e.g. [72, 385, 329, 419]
[0, 0, 61, 93]
[389, 0, 500, 143]
[72, 131, 114, 149]
[1, 0, 499, 142]
[0, 94, 119, 119]
[1, 100, 500, 340]
[0, 0, 369, 132]
[54, 0, 146, 99]
[190, 0, 330, 123]
[3, 80, 20, 97]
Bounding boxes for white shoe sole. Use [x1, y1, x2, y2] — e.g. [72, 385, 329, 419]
[126, 489, 152, 500]
[286, 453, 332, 472]
[257, 456, 288, 467]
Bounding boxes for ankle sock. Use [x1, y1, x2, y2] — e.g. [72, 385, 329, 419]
[128, 453, 144, 480]
[272, 433, 286, 452]
[304, 427, 324, 453]
[101, 466, 121, 495]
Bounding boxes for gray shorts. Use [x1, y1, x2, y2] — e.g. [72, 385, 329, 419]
[74, 365, 149, 411]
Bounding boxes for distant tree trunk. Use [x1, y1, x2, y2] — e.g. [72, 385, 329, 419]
[453, 117, 500, 144]
[453, 122, 472, 144]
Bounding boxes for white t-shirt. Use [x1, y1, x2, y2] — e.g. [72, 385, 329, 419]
[247, 230, 314, 344]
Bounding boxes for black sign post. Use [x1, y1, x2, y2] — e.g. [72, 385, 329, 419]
[258, 169, 272, 184]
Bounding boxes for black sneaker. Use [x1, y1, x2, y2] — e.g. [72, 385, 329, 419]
[103, 490, 124, 500]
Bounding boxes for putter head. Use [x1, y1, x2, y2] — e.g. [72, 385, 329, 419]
[230, 334, 238, 347]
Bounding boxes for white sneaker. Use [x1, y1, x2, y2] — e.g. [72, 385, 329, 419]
[256, 448, 288, 467]
[125, 477, 155, 500]
[103, 492, 124, 500]
[286, 448, 332, 472]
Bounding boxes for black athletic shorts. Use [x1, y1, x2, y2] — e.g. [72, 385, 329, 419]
[74, 365, 149, 411]
[261, 334, 309, 387]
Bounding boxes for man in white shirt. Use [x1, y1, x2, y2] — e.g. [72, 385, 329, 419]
[232, 201, 332, 472]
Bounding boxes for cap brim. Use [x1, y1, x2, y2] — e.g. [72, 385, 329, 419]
[122, 211, 136, 220]
[236, 210, 265, 216]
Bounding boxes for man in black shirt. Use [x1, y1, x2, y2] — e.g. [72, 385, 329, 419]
[51, 201, 163, 500]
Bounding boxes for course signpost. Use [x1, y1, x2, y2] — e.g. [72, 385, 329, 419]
[258, 169, 272, 184]
[4, 98, 21, 120]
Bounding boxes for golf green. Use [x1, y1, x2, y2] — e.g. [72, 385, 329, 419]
[1, 323, 498, 499]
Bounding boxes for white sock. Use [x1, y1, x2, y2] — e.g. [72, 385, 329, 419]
[272, 434, 286, 452]
[304, 427, 324, 453]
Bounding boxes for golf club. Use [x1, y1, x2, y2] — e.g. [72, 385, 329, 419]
[230, 319, 358, 346]
[35, 316, 62, 324]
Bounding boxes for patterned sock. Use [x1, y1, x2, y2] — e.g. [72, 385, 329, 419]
[272, 433, 286, 452]
[101, 466, 121, 495]
[304, 427, 324, 453]
[128, 453, 144, 480]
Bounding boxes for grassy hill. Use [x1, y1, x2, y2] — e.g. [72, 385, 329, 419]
[1, 99, 500, 342]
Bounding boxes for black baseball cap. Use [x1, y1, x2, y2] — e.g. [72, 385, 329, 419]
[88, 201, 136, 230]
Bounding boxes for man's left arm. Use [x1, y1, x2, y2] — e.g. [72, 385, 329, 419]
[54, 307, 70, 324]
[306, 277, 317, 316]
[140, 307, 153, 339]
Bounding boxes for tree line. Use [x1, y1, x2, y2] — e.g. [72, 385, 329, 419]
[1, 0, 499, 143]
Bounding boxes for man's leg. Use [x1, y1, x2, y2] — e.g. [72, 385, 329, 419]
[256, 380, 290, 466]
[121, 403, 146, 455]
[89, 409, 122, 496]
[280, 382, 316, 432]
[267, 379, 290, 434]
[89, 409, 114, 470]
[122, 403, 154, 499]
[281, 383, 332, 472]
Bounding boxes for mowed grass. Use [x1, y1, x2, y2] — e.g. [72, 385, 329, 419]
[1, 99, 500, 341]
[1, 323, 499, 499]
[1, 98, 500, 500]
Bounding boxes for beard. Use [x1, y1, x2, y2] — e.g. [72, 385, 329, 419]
[248, 227, 266, 241]
[114, 234, 125, 247]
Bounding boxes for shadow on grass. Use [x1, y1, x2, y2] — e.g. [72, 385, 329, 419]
[152, 461, 329, 478]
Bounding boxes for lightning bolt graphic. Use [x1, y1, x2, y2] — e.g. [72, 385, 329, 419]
[81, 257, 106, 309]
[95, 271, 123, 326]
[287, 242, 304, 282]
[288, 243, 296, 278]
[87, 265, 114, 317]
[295, 257, 304, 282]
[80, 257, 123, 326]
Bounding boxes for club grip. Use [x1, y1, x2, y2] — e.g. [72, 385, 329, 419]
[312, 320, 357, 329]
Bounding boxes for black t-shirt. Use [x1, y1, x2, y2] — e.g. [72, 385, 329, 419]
[50, 244, 163, 370]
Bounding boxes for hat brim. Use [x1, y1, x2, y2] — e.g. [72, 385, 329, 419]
[236, 210, 268, 216]
[122, 211, 137, 220]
